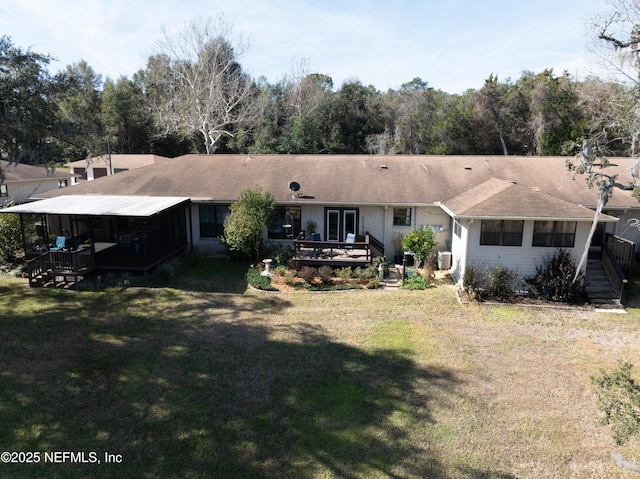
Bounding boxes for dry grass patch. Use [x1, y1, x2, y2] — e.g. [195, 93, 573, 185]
[0, 270, 639, 478]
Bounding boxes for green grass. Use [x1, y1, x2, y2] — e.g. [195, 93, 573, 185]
[0, 260, 639, 478]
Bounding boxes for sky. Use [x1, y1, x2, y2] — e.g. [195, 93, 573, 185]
[0, 0, 613, 94]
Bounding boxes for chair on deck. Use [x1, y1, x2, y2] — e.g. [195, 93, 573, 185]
[311, 233, 322, 258]
[50, 236, 66, 251]
[344, 233, 356, 255]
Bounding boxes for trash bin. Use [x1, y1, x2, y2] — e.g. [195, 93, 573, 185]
[437, 251, 452, 270]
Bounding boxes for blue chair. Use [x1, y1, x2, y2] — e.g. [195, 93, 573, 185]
[311, 233, 322, 257]
[50, 236, 66, 251]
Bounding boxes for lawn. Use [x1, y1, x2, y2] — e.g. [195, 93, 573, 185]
[1, 258, 639, 478]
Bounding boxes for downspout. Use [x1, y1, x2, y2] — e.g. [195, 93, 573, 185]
[383, 205, 388, 250]
[18, 214, 26, 254]
[188, 202, 193, 252]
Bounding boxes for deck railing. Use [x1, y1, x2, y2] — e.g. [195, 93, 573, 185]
[293, 235, 373, 263]
[605, 233, 635, 275]
[601, 235, 630, 303]
[27, 246, 96, 285]
[366, 232, 385, 257]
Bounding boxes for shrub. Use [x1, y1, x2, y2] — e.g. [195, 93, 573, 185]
[527, 249, 585, 303]
[592, 361, 640, 445]
[463, 266, 480, 295]
[401, 227, 437, 267]
[273, 246, 295, 267]
[317, 265, 333, 283]
[246, 267, 277, 291]
[0, 213, 22, 263]
[153, 257, 183, 285]
[486, 265, 517, 302]
[354, 266, 375, 282]
[401, 272, 431, 290]
[366, 279, 379, 289]
[334, 267, 354, 279]
[297, 266, 317, 282]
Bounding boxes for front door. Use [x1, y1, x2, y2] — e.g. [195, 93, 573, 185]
[325, 208, 358, 241]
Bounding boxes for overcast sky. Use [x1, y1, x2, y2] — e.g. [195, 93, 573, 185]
[1, 0, 610, 94]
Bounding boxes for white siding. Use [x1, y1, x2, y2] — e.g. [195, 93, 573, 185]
[5, 179, 69, 204]
[465, 220, 591, 281]
[386, 205, 451, 261]
[450, 218, 469, 284]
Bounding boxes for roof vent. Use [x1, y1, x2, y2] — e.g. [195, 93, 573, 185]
[464, 166, 472, 171]
[379, 165, 389, 170]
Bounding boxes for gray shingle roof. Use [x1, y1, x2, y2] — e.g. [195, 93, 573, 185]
[1, 160, 76, 182]
[441, 178, 618, 221]
[34, 154, 640, 213]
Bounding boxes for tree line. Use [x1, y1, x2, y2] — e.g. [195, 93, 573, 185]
[2, 8, 640, 166]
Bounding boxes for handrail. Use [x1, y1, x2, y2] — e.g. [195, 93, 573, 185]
[26, 245, 96, 285]
[604, 233, 635, 275]
[602, 240, 628, 302]
[293, 237, 372, 262]
[366, 232, 385, 256]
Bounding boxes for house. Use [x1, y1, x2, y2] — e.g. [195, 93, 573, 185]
[0, 160, 76, 206]
[3, 154, 640, 295]
[65, 154, 169, 184]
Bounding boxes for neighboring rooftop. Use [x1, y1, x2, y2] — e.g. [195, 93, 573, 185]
[1, 160, 76, 182]
[65, 154, 170, 170]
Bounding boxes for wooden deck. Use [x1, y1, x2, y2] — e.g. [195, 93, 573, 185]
[26, 245, 96, 289]
[293, 236, 378, 268]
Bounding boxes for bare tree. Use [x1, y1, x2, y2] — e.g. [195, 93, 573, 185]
[146, 16, 257, 153]
[588, 0, 640, 86]
[566, 138, 631, 282]
[282, 58, 333, 118]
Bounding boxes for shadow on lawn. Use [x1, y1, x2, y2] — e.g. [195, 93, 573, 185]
[0, 285, 513, 478]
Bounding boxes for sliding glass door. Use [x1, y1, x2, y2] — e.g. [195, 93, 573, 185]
[325, 208, 358, 241]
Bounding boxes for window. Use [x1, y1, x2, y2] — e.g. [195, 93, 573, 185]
[532, 221, 576, 248]
[0, 184, 7, 197]
[199, 204, 229, 238]
[453, 220, 462, 238]
[480, 220, 523, 246]
[393, 208, 411, 226]
[58, 179, 68, 188]
[268, 207, 301, 239]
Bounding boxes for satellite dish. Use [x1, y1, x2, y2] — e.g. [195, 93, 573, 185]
[289, 181, 301, 198]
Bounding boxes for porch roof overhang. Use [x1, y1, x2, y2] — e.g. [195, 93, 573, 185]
[0, 195, 190, 217]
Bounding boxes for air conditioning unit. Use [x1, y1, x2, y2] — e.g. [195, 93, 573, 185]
[437, 251, 452, 270]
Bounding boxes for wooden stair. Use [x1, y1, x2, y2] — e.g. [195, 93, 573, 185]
[585, 260, 622, 308]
